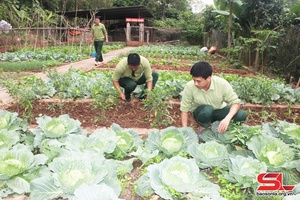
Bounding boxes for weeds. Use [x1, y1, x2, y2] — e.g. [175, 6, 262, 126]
[142, 88, 174, 128]
[0, 79, 35, 121]
[209, 167, 250, 200]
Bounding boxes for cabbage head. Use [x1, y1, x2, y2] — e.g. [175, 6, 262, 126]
[111, 131, 135, 159]
[0, 110, 26, 131]
[145, 126, 198, 158]
[226, 155, 267, 188]
[110, 123, 143, 159]
[246, 135, 294, 169]
[36, 114, 82, 138]
[135, 156, 203, 200]
[30, 151, 121, 199]
[188, 141, 228, 169]
[161, 131, 185, 155]
[0, 144, 35, 180]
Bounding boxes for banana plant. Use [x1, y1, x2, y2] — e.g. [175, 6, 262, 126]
[213, 0, 243, 57]
[12, 5, 32, 28]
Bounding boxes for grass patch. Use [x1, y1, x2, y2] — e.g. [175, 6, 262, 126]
[0, 60, 62, 71]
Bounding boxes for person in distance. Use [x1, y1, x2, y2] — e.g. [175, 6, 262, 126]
[91, 16, 108, 66]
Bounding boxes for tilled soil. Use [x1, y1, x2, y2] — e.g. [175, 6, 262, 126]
[102, 62, 257, 77]
[5, 99, 300, 132]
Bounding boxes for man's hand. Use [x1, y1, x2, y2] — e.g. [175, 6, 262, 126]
[119, 92, 126, 101]
[217, 117, 231, 133]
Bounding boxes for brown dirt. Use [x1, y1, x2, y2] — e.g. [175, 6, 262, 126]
[5, 98, 300, 132]
[5, 99, 183, 130]
[103, 61, 257, 77]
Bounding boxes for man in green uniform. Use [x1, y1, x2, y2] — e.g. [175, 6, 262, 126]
[91, 17, 108, 66]
[180, 61, 247, 134]
[112, 53, 159, 102]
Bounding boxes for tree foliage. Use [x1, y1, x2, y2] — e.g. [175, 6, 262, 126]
[239, 0, 286, 31]
[1, 0, 299, 82]
[201, 6, 226, 32]
[268, 27, 300, 83]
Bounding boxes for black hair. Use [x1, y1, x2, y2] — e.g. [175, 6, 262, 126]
[127, 53, 141, 66]
[95, 16, 100, 20]
[190, 61, 212, 79]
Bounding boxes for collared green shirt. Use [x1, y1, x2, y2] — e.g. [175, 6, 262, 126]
[180, 76, 241, 112]
[92, 23, 107, 41]
[112, 56, 153, 82]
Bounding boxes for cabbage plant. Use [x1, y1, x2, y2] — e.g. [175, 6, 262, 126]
[199, 121, 261, 148]
[246, 134, 295, 169]
[31, 114, 85, 160]
[262, 121, 300, 145]
[34, 114, 83, 138]
[0, 144, 35, 181]
[145, 126, 198, 158]
[276, 121, 300, 144]
[226, 155, 267, 188]
[109, 123, 143, 159]
[64, 128, 118, 154]
[0, 144, 47, 197]
[0, 130, 20, 149]
[135, 156, 213, 200]
[30, 151, 121, 200]
[188, 141, 229, 169]
[0, 110, 27, 131]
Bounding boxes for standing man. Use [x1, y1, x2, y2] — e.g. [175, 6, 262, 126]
[112, 53, 159, 102]
[180, 61, 247, 134]
[91, 16, 108, 66]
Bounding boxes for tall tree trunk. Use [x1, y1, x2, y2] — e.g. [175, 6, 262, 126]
[227, 0, 233, 58]
[254, 49, 259, 71]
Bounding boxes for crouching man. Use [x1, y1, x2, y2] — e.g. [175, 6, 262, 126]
[180, 61, 247, 134]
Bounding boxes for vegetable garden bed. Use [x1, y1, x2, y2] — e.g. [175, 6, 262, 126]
[0, 45, 299, 200]
[4, 98, 300, 130]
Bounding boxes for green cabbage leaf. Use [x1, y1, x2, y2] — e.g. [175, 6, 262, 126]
[246, 135, 295, 170]
[0, 110, 27, 131]
[135, 156, 221, 200]
[145, 126, 198, 158]
[30, 151, 121, 199]
[226, 155, 267, 188]
[188, 141, 229, 169]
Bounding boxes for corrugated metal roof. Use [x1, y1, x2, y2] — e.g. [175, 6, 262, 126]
[59, 6, 154, 20]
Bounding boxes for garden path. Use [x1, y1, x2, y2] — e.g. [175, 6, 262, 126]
[0, 46, 136, 106]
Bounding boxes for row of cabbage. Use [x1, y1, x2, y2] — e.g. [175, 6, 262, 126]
[1, 69, 188, 102]
[0, 51, 88, 63]
[133, 44, 207, 58]
[0, 109, 299, 199]
[0, 42, 126, 63]
[3, 69, 299, 105]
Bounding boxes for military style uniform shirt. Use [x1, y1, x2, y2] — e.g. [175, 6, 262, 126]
[92, 23, 107, 41]
[112, 56, 153, 82]
[180, 76, 241, 112]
